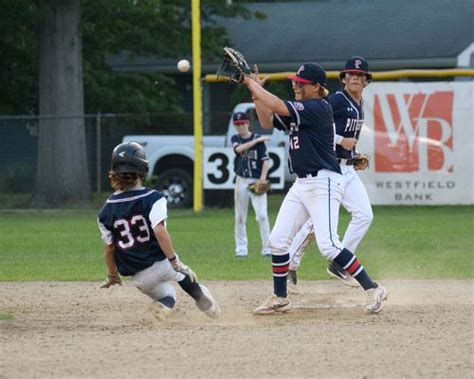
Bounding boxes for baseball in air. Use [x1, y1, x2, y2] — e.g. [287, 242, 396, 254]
[177, 59, 191, 72]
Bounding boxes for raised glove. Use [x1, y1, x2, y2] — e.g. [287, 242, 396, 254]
[216, 47, 252, 83]
[352, 153, 370, 171]
[100, 272, 122, 289]
[248, 181, 271, 196]
[168, 254, 197, 282]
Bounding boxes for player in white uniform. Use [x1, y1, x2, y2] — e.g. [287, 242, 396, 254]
[243, 62, 388, 315]
[231, 112, 271, 257]
[287, 57, 375, 289]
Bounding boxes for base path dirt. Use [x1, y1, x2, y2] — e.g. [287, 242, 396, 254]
[0, 280, 473, 378]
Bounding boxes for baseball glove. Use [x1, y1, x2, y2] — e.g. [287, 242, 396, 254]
[248, 181, 271, 196]
[216, 47, 252, 83]
[352, 153, 370, 171]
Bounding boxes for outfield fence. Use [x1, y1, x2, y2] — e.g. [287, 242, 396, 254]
[0, 111, 229, 204]
[0, 70, 472, 208]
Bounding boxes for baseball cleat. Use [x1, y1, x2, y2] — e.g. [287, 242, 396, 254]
[287, 269, 298, 285]
[365, 286, 389, 314]
[287, 270, 301, 294]
[198, 285, 221, 319]
[326, 261, 359, 287]
[150, 301, 173, 321]
[253, 295, 292, 315]
[235, 251, 248, 258]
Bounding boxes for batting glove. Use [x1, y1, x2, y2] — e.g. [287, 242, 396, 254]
[100, 272, 122, 289]
[168, 254, 197, 282]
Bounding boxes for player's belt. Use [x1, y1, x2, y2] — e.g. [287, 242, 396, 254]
[337, 158, 355, 166]
[297, 171, 319, 178]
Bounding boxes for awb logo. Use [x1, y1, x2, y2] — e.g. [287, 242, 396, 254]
[373, 91, 453, 172]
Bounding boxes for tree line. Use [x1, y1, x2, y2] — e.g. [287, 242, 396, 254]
[0, 0, 261, 206]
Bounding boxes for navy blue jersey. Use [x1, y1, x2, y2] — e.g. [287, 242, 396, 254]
[97, 188, 167, 276]
[231, 133, 269, 178]
[273, 99, 341, 177]
[328, 90, 365, 159]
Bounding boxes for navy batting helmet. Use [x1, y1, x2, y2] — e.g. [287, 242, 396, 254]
[339, 56, 372, 80]
[111, 142, 148, 175]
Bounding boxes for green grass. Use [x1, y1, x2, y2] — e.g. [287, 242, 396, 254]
[0, 312, 14, 321]
[0, 197, 473, 281]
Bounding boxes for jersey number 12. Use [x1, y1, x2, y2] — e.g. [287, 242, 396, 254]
[290, 136, 300, 150]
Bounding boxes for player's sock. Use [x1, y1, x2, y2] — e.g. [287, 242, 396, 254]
[178, 275, 209, 305]
[272, 253, 290, 298]
[158, 296, 176, 309]
[333, 248, 377, 290]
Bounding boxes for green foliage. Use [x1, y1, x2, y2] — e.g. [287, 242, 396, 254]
[0, 0, 261, 114]
[0, 204, 472, 281]
[0, 0, 39, 113]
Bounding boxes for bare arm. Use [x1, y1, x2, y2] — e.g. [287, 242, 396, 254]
[258, 159, 270, 183]
[103, 244, 117, 274]
[340, 137, 357, 150]
[254, 98, 274, 130]
[249, 68, 274, 130]
[100, 244, 122, 288]
[153, 222, 177, 259]
[243, 76, 290, 117]
[154, 221, 197, 281]
[234, 135, 270, 154]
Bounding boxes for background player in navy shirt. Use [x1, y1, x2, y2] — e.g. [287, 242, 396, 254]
[231, 111, 271, 257]
[288, 57, 377, 289]
[243, 62, 387, 315]
[97, 142, 220, 320]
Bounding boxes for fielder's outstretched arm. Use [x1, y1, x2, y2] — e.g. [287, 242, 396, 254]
[248, 69, 274, 130]
[234, 135, 270, 154]
[253, 98, 274, 130]
[243, 76, 289, 117]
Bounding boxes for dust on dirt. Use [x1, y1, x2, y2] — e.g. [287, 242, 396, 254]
[0, 279, 473, 378]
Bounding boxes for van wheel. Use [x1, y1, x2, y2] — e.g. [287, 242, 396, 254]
[155, 169, 193, 208]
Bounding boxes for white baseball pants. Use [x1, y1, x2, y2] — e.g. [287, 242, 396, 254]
[132, 259, 184, 302]
[269, 169, 345, 262]
[289, 165, 373, 268]
[234, 175, 271, 256]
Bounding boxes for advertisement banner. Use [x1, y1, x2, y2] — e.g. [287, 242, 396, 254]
[358, 82, 473, 205]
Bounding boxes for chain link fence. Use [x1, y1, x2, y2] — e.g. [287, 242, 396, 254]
[0, 111, 230, 208]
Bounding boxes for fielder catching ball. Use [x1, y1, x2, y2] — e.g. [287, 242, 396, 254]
[288, 57, 375, 289]
[238, 59, 388, 315]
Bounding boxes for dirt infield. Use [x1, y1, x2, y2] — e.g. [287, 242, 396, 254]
[1, 279, 472, 378]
